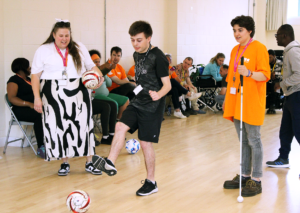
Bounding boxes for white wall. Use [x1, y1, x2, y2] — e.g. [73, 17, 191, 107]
[177, 0, 249, 66]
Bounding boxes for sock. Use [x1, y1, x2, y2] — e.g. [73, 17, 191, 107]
[147, 179, 155, 184]
[252, 179, 261, 183]
[86, 161, 92, 164]
[109, 133, 114, 136]
[102, 135, 109, 139]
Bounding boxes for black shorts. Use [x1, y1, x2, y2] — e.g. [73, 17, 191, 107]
[120, 101, 165, 143]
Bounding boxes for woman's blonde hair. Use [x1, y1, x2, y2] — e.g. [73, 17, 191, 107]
[210, 53, 225, 64]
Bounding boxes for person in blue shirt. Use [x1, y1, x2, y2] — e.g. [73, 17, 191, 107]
[202, 53, 225, 86]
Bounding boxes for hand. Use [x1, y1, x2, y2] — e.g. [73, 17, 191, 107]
[237, 65, 248, 76]
[130, 82, 136, 87]
[29, 102, 34, 109]
[271, 72, 276, 81]
[184, 84, 190, 90]
[274, 82, 281, 91]
[149, 90, 161, 101]
[222, 102, 225, 111]
[34, 98, 43, 113]
[94, 76, 104, 89]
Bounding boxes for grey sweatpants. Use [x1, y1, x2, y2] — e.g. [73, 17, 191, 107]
[234, 119, 263, 178]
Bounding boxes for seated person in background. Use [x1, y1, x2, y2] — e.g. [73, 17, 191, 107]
[267, 49, 283, 114]
[176, 57, 206, 115]
[6, 58, 45, 158]
[127, 65, 135, 81]
[166, 53, 181, 83]
[89, 50, 129, 145]
[215, 64, 228, 106]
[107, 46, 136, 100]
[202, 53, 225, 86]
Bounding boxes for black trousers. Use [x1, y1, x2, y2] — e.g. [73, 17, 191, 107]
[12, 106, 44, 148]
[167, 79, 189, 109]
[279, 91, 300, 159]
[267, 81, 278, 107]
[110, 83, 135, 100]
[92, 99, 117, 135]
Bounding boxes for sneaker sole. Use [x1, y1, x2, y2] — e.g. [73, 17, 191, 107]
[85, 168, 102, 175]
[223, 184, 246, 189]
[266, 164, 290, 168]
[136, 188, 158, 196]
[242, 188, 262, 197]
[174, 115, 187, 119]
[58, 171, 70, 176]
[92, 155, 117, 176]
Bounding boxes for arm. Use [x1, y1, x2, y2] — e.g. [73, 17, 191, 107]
[175, 76, 181, 83]
[281, 51, 300, 88]
[31, 72, 43, 113]
[211, 66, 223, 81]
[149, 76, 171, 101]
[7, 83, 34, 108]
[90, 66, 104, 88]
[110, 76, 130, 85]
[186, 76, 195, 88]
[238, 65, 267, 81]
[104, 75, 112, 87]
[99, 60, 116, 76]
[219, 87, 227, 96]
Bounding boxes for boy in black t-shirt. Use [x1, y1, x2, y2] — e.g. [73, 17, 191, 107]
[92, 21, 171, 196]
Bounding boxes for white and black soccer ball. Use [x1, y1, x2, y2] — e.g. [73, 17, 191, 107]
[82, 70, 100, 89]
[66, 190, 91, 213]
[125, 139, 140, 154]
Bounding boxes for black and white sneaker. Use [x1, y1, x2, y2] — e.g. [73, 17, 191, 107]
[58, 162, 70, 176]
[85, 162, 102, 175]
[92, 155, 117, 176]
[136, 179, 158, 196]
[266, 157, 290, 168]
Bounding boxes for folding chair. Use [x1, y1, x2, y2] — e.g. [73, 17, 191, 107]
[3, 94, 37, 155]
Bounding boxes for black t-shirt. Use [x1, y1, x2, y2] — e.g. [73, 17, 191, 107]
[131, 47, 169, 113]
[7, 75, 34, 107]
[221, 74, 227, 88]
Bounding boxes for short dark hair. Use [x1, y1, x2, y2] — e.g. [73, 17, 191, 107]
[222, 64, 229, 70]
[185, 57, 193, 64]
[129, 21, 153, 38]
[110, 46, 122, 56]
[11, 58, 30, 74]
[89, 49, 101, 58]
[268, 49, 275, 56]
[231, 15, 255, 38]
[279, 24, 295, 40]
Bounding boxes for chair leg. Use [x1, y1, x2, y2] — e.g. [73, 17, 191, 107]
[21, 125, 29, 148]
[17, 123, 37, 155]
[3, 120, 13, 154]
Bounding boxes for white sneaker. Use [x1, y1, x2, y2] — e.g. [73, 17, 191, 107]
[188, 92, 202, 101]
[174, 110, 187, 119]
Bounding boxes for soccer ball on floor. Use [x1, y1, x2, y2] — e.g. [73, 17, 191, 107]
[125, 139, 140, 154]
[66, 190, 91, 213]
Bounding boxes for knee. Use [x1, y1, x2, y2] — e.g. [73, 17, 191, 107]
[115, 122, 128, 133]
[140, 141, 152, 149]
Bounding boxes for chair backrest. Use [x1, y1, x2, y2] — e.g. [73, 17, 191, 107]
[5, 94, 12, 107]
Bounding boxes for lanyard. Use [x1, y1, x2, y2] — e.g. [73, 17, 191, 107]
[233, 38, 253, 85]
[54, 42, 69, 75]
[16, 74, 32, 85]
[135, 44, 152, 81]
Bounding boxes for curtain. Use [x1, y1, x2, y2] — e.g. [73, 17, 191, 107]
[266, 0, 288, 31]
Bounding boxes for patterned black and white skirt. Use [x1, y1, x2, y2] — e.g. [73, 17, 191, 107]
[40, 78, 95, 161]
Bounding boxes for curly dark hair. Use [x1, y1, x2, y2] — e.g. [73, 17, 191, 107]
[231, 15, 255, 38]
[11, 58, 30, 74]
[89, 49, 101, 58]
[129, 21, 153, 38]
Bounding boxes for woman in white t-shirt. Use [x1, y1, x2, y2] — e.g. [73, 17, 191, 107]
[31, 19, 104, 176]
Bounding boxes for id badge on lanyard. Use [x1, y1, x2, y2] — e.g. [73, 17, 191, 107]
[55, 43, 69, 86]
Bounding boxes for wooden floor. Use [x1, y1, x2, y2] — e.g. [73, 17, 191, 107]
[1, 109, 300, 213]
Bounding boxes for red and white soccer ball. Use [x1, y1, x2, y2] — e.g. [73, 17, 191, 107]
[66, 190, 91, 213]
[82, 70, 100, 89]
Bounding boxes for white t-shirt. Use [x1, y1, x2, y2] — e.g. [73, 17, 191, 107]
[31, 42, 95, 79]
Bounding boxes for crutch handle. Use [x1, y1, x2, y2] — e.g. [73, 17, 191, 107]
[240, 57, 244, 86]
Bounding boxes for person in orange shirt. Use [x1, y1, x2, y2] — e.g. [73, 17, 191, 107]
[107, 47, 136, 100]
[222, 16, 270, 197]
[127, 65, 135, 81]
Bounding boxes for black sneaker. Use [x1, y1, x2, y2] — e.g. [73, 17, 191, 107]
[92, 155, 117, 176]
[85, 162, 102, 175]
[136, 179, 158, 196]
[182, 111, 190, 117]
[58, 162, 70, 176]
[186, 108, 197, 115]
[223, 174, 251, 189]
[101, 136, 113, 145]
[95, 137, 101, 146]
[266, 157, 290, 168]
[241, 180, 262, 197]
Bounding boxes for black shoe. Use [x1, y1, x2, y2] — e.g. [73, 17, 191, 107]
[85, 162, 102, 175]
[136, 179, 158, 196]
[186, 108, 197, 115]
[182, 111, 190, 117]
[95, 137, 101, 146]
[266, 157, 290, 168]
[58, 162, 70, 176]
[101, 136, 113, 145]
[241, 180, 262, 197]
[223, 174, 251, 189]
[267, 109, 276, 114]
[92, 155, 117, 176]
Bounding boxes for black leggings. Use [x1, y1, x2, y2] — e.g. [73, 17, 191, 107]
[167, 79, 189, 109]
[92, 99, 117, 135]
[110, 83, 135, 100]
[12, 106, 44, 148]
